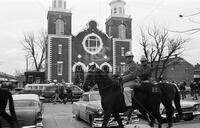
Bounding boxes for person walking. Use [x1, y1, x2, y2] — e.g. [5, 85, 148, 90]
[179, 81, 186, 99]
[65, 85, 73, 104]
[0, 85, 19, 128]
[53, 83, 62, 104]
[59, 84, 65, 103]
[122, 51, 139, 116]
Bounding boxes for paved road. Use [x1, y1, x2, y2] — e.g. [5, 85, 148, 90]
[43, 94, 200, 128]
[43, 103, 89, 128]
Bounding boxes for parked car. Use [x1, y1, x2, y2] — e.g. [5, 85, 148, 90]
[160, 100, 200, 122]
[14, 88, 25, 94]
[72, 91, 128, 128]
[0, 94, 43, 128]
[41, 84, 84, 100]
[23, 83, 53, 96]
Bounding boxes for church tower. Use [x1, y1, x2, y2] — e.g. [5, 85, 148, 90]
[46, 0, 72, 83]
[105, 0, 132, 75]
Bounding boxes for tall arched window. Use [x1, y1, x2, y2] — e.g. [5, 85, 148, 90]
[56, 19, 65, 35]
[118, 24, 126, 39]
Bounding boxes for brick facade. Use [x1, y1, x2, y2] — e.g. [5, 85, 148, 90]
[46, 0, 132, 84]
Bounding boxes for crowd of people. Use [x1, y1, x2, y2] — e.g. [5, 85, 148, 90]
[52, 83, 73, 104]
[177, 81, 200, 100]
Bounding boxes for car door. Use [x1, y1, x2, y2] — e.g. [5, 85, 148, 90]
[79, 94, 89, 122]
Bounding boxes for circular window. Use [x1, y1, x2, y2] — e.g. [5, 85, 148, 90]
[82, 33, 103, 55]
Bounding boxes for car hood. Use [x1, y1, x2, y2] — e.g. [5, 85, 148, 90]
[88, 101, 102, 107]
[179, 100, 199, 108]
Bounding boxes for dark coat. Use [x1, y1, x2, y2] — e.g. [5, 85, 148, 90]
[0, 88, 17, 119]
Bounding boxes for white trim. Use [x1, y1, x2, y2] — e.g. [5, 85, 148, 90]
[72, 62, 87, 72]
[48, 34, 71, 38]
[113, 39, 116, 74]
[82, 33, 103, 55]
[100, 62, 113, 72]
[69, 36, 72, 83]
[47, 35, 72, 82]
[113, 38, 132, 42]
[47, 36, 52, 81]
[86, 62, 100, 72]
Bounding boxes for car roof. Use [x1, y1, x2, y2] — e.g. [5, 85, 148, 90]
[12, 94, 40, 101]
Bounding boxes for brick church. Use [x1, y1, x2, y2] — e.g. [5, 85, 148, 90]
[46, 0, 132, 84]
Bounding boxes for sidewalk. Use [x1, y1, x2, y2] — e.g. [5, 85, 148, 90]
[171, 120, 200, 128]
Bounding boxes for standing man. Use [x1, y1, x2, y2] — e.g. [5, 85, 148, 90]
[122, 51, 139, 115]
[0, 84, 19, 128]
[138, 56, 152, 82]
[65, 85, 73, 104]
[53, 83, 62, 104]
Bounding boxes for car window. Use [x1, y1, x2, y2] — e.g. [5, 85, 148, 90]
[14, 100, 38, 107]
[33, 86, 38, 90]
[27, 86, 32, 90]
[72, 86, 81, 91]
[90, 93, 101, 101]
[82, 95, 89, 101]
[46, 86, 56, 91]
[39, 86, 43, 90]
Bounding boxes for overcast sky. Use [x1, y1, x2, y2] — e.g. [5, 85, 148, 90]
[0, 0, 200, 75]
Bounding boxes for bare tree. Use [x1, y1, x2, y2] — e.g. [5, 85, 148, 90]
[21, 30, 47, 71]
[139, 26, 188, 81]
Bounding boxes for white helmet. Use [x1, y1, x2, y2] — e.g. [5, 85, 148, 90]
[140, 55, 147, 61]
[125, 51, 134, 57]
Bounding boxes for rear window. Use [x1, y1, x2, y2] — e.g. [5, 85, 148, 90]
[14, 100, 38, 107]
[90, 93, 101, 101]
[45, 86, 57, 91]
[71, 86, 81, 91]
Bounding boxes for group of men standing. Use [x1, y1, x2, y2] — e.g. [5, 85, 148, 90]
[53, 84, 73, 104]
[121, 51, 152, 116]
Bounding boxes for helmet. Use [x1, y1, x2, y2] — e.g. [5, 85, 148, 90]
[140, 55, 147, 62]
[125, 51, 134, 57]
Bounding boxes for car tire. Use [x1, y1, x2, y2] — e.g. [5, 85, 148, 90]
[75, 113, 80, 120]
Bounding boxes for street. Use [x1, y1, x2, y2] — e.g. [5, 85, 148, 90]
[43, 103, 88, 128]
[43, 94, 200, 128]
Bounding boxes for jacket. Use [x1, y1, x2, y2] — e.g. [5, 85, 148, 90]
[122, 61, 139, 83]
[138, 64, 152, 81]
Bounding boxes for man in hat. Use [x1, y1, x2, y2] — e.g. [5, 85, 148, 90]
[122, 51, 139, 115]
[138, 55, 152, 82]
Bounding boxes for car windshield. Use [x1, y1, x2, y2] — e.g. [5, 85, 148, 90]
[90, 93, 101, 101]
[14, 100, 38, 107]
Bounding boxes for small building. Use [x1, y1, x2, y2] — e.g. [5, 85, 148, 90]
[0, 72, 18, 89]
[161, 57, 194, 85]
[24, 71, 46, 84]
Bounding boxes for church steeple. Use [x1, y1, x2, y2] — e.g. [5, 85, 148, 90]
[51, 0, 69, 12]
[109, 0, 126, 17]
